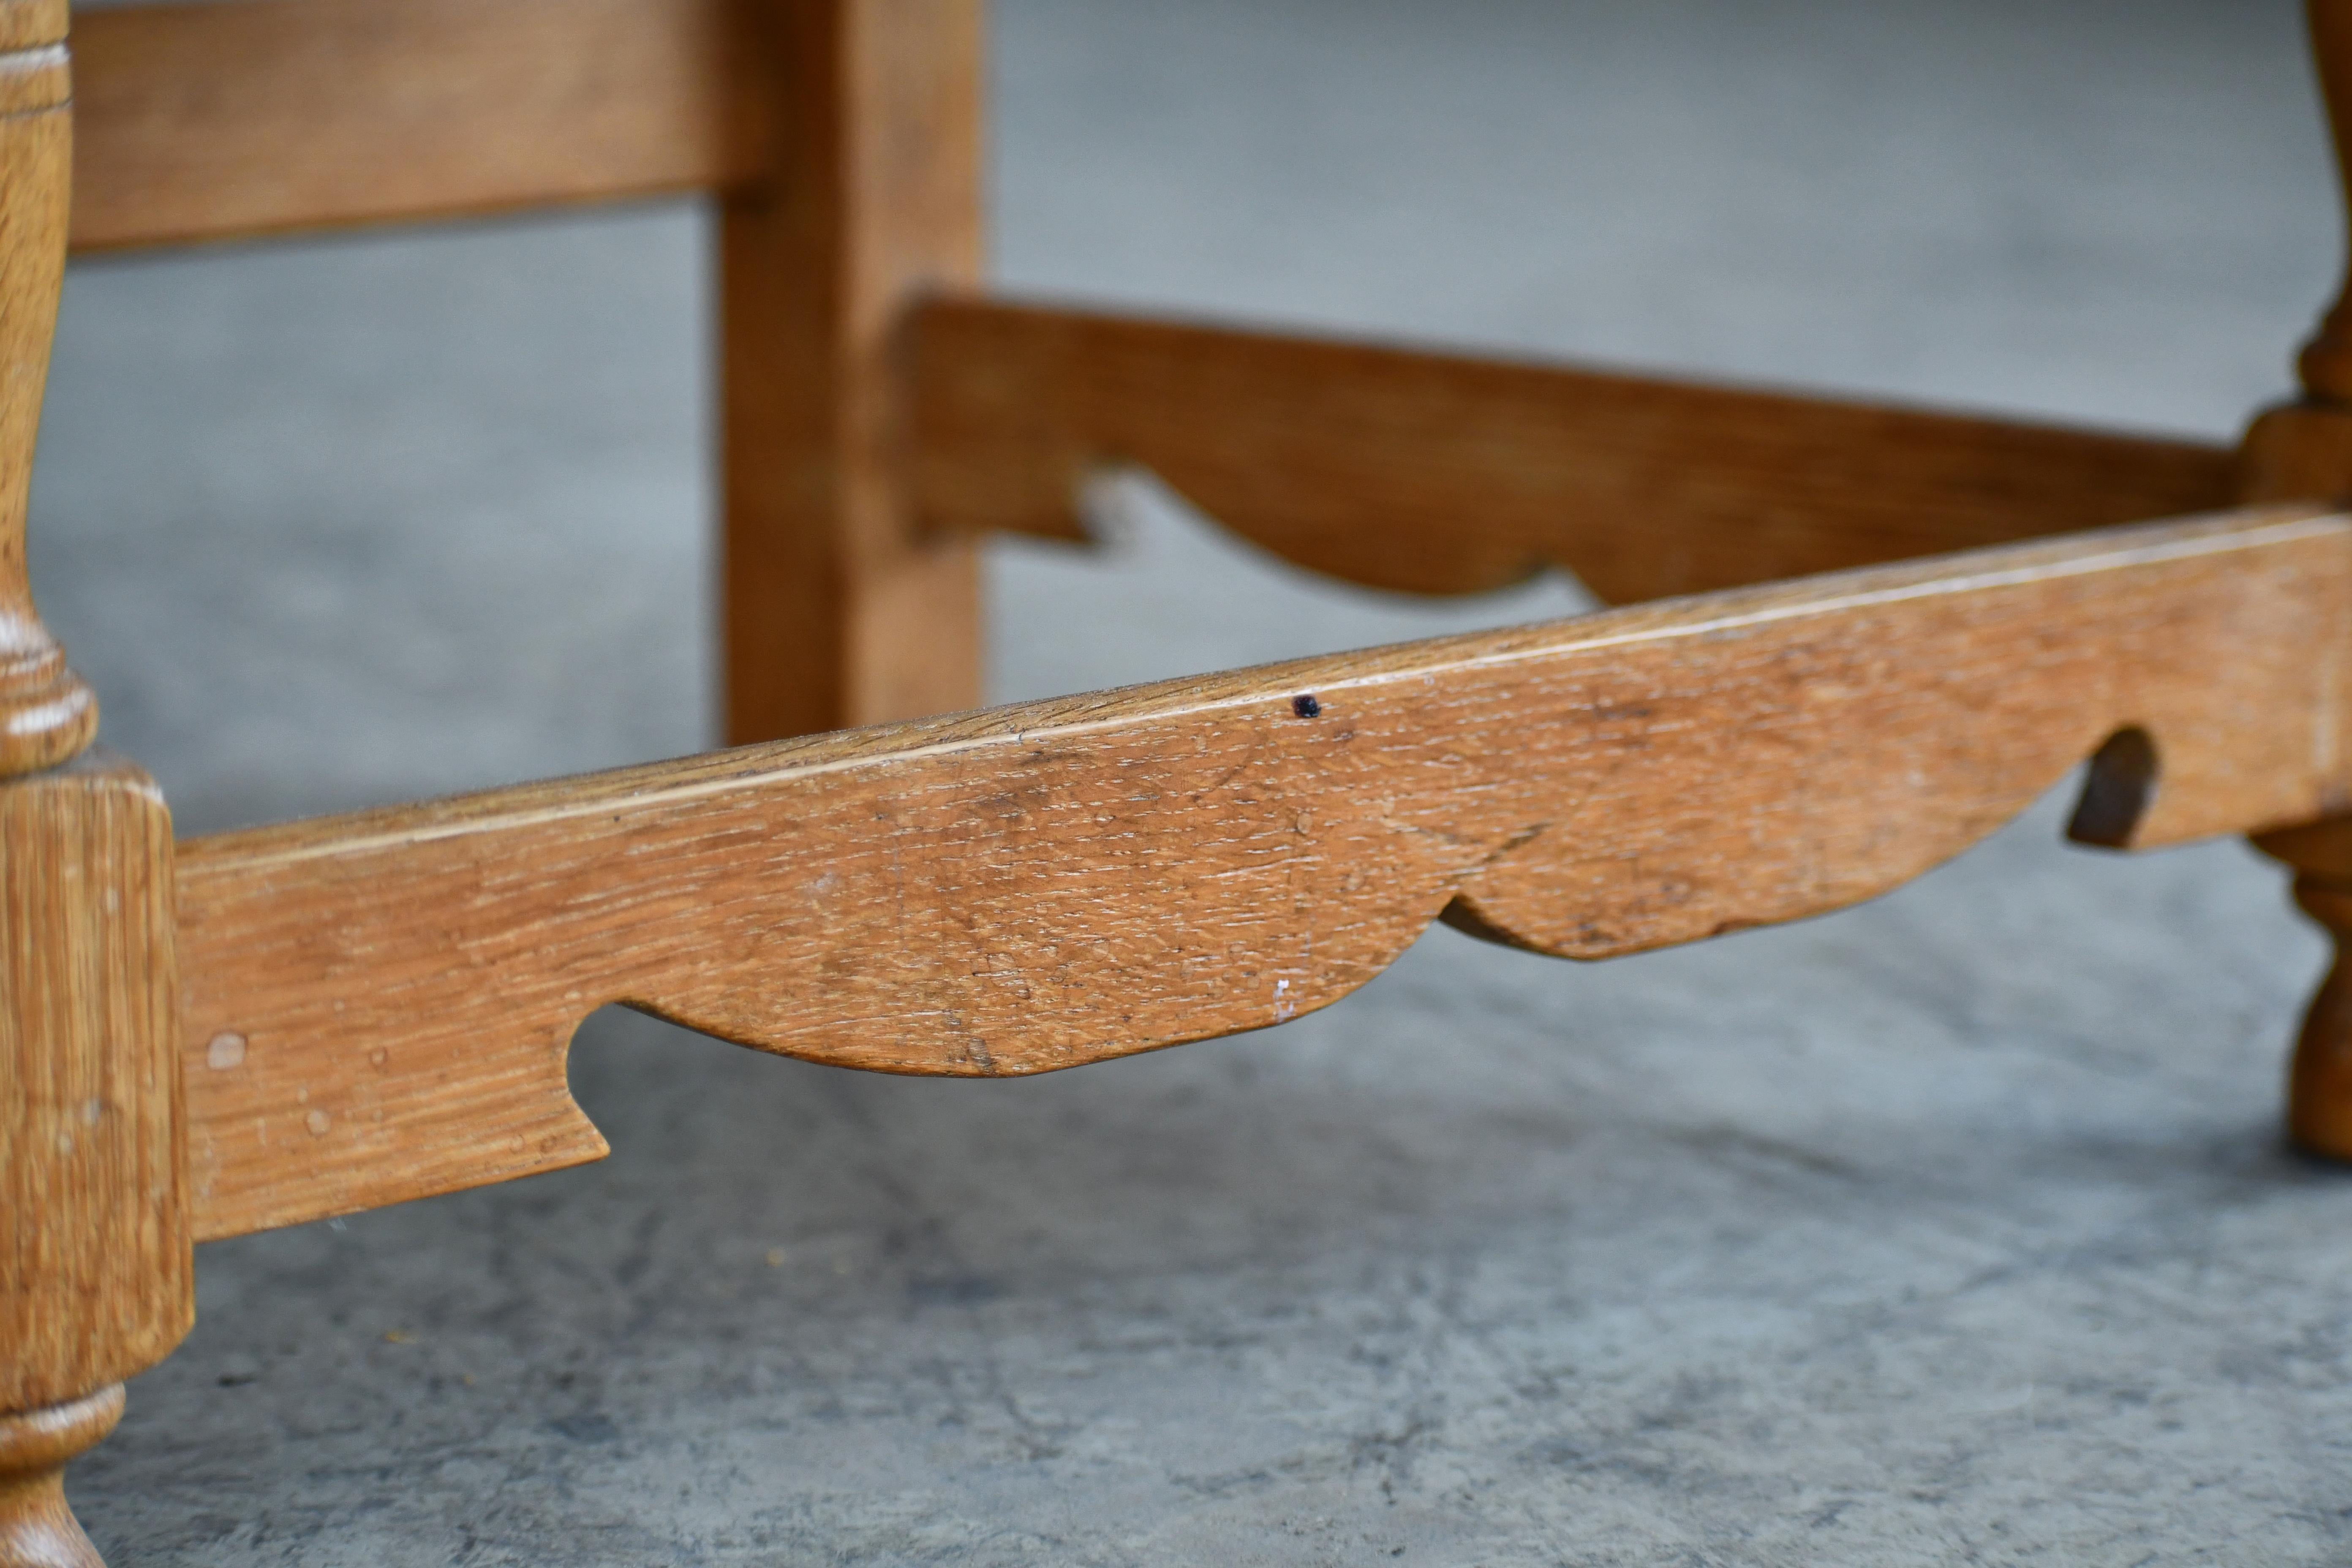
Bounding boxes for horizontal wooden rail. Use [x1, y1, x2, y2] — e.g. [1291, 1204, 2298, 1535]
[68, 0, 765, 251]
[910, 298, 2241, 602]
[176, 505, 2352, 1239]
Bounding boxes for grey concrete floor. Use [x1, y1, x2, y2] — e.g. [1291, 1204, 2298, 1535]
[30, 0, 2352, 1561]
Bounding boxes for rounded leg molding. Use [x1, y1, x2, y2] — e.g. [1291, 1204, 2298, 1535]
[0, 1387, 126, 1568]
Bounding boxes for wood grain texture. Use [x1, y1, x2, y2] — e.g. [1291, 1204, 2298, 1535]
[0, 25, 166, 1561]
[67, 0, 765, 252]
[177, 505, 2352, 1239]
[909, 298, 2239, 602]
[0, 1385, 120, 1568]
[720, 0, 984, 744]
[0, 2, 62, 56]
[0, 752, 186, 1408]
[0, 14, 94, 773]
[0, 28, 62, 118]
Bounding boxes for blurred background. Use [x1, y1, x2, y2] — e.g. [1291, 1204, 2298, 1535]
[43, 0, 2352, 1561]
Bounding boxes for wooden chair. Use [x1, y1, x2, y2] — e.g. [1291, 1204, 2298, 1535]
[8, 0, 2352, 1557]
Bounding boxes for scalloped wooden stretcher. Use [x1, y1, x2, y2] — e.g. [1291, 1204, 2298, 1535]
[11, 0, 2352, 1560]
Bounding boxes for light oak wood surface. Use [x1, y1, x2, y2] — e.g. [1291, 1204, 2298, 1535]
[16, 0, 2352, 1556]
[1, 11, 185, 1557]
[0, 6, 91, 773]
[910, 298, 2239, 602]
[0, 0, 60, 54]
[177, 505, 2352, 1239]
[721, 0, 985, 743]
[66, 0, 763, 251]
[0, 752, 185, 1414]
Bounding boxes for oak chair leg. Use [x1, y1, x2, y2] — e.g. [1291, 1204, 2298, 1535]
[2254, 820, 2352, 1160]
[2286, 881, 2352, 1158]
[2235, 3, 2352, 1157]
[0, 6, 191, 1563]
[719, 0, 985, 744]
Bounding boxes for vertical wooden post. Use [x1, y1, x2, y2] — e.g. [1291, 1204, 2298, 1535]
[2245, 1, 2352, 1160]
[2251, 820, 2352, 1159]
[0, 4, 190, 1563]
[719, 0, 985, 744]
[2299, 0, 2352, 405]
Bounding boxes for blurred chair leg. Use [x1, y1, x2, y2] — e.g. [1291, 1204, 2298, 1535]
[2254, 820, 2352, 1159]
[2235, 4, 2352, 1157]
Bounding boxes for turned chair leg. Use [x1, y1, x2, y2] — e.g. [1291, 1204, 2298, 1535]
[2238, 3, 2352, 1157]
[0, 8, 192, 1564]
[0, 1390, 124, 1568]
[2286, 882, 2352, 1157]
[2255, 820, 2352, 1159]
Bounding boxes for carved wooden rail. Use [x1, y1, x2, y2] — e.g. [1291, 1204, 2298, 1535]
[174, 506, 2352, 1239]
[909, 298, 2238, 600]
[65, 0, 762, 250]
[13, 0, 2352, 1560]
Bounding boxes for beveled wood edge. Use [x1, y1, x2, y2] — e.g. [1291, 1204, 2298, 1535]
[69, 170, 722, 259]
[0, 41, 65, 118]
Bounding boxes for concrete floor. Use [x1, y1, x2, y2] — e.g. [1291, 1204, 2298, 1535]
[31, 0, 2352, 1560]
